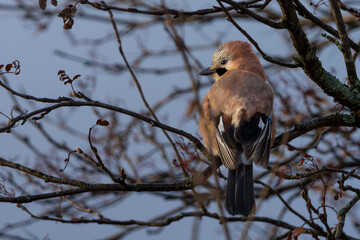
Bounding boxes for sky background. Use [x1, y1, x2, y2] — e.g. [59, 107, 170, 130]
[1, 0, 359, 239]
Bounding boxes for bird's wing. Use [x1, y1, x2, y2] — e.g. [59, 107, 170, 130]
[240, 113, 272, 167]
[215, 116, 243, 170]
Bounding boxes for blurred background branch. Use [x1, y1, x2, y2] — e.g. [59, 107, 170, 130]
[0, 0, 360, 239]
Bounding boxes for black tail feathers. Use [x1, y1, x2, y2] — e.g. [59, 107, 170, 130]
[225, 164, 255, 216]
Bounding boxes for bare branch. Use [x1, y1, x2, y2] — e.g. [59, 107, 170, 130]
[220, 0, 284, 29]
[277, 0, 360, 110]
[80, 0, 234, 17]
[217, 0, 299, 68]
[329, 0, 359, 87]
[0, 180, 194, 203]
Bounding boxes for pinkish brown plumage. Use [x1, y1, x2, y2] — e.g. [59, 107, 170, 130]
[199, 41, 273, 215]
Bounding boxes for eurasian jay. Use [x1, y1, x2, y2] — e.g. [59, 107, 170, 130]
[199, 41, 273, 216]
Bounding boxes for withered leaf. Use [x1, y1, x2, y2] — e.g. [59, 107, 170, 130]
[73, 74, 81, 80]
[58, 5, 77, 19]
[293, 227, 307, 236]
[5, 64, 12, 72]
[63, 18, 74, 30]
[51, 0, 58, 7]
[286, 231, 292, 240]
[298, 158, 304, 166]
[39, 0, 47, 10]
[13, 60, 21, 75]
[96, 119, 109, 126]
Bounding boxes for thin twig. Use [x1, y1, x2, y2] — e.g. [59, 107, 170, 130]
[217, 0, 299, 68]
[293, 0, 360, 54]
[334, 192, 360, 239]
[82, 0, 234, 17]
[220, 0, 284, 29]
[328, 0, 359, 87]
[106, 5, 183, 163]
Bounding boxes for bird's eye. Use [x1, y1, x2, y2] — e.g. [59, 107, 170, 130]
[221, 59, 227, 65]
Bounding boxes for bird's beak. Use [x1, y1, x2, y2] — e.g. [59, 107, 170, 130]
[199, 67, 216, 76]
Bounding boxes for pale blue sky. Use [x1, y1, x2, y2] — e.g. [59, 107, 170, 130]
[1, 1, 359, 239]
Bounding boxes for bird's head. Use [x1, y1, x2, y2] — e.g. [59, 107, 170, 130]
[199, 41, 261, 81]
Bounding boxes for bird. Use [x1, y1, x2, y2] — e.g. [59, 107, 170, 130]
[198, 41, 273, 216]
